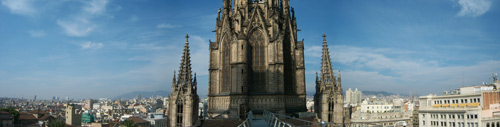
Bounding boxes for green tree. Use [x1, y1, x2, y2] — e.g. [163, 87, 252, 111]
[122, 119, 137, 127]
[0, 107, 20, 124]
[47, 119, 66, 127]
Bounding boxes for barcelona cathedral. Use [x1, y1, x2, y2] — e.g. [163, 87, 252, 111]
[168, 0, 350, 127]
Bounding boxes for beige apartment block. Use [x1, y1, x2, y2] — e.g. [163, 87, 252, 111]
[419, 77, 500, 127]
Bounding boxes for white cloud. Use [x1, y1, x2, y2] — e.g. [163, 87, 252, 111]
[189, 35, 210, 75]
[304, 46, 322, 57]
[83, 0, 109, 14]
[157, 23, 180, 29]
[29, 30, 45, 37]
[130, 15, 138, 22]
[456, 0, 491, 17]
[56, 0, 111, 37]
[306, 45, 500, 95]
[81, 41, 103, 49]
[1, 0, 36, 16]
[57, 19, 95, 37]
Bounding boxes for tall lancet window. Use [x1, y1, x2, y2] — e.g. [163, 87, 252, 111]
[222, 35, 231, 93]
[249, 30, 266, 92]
[176, 101, 183, 127]
[328, 98, 334, 122]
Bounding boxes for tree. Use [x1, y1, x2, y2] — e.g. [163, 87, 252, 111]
[47, 119, 66, 127]
[122, 119, 137, 127]
[0, 107, 20, 124]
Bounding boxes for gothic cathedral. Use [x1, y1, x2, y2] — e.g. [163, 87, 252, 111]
[168, 35, 199, 127]
[314, 34, 348, 126]
[208, 0, 306, 119]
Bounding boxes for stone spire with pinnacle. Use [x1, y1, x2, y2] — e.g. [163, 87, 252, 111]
[314, 34, 345, 125]
[168, 34, 199, 127]
[175, 34, 195, 93]
[319, 34, 337, 90]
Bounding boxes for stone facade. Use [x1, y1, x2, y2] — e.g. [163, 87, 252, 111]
[168, 35, 199, 127]
[208, 0, 306, 119]
[350, 111, 413, 127]
[65, 104, 81, 126]
[314, 34, 348, 126]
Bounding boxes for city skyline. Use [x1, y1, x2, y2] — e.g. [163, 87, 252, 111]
[1, 0, 500, 99]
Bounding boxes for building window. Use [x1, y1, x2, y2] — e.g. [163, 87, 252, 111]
[176, 102, 183, 127]
[221, 35, 231, 93]
[248, 30, 266, 92]
[328, 99, 334, 122]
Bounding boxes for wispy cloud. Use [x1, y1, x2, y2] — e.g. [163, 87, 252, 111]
[305, 45, 500, 94]
[29, 30, 45, 37]
[81, 41, 103, 49]
[129, 15, 139, 22]
[157, 23, 180, 29]
[304, 46, 322, 57]
[456, 0, 491, 17]
[83, 0, 109, 15]
[57, 19, 95, 37]
[57, 0, 111, 37]
[1, 0, 36, 16]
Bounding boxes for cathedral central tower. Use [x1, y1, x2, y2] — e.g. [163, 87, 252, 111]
[208, 0, 306, 119]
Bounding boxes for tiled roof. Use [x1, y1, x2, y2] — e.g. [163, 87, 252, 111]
[19, 114, 38, 120]
[127, 117, 149, 124]
[29, 109, 48, 114]
[0, 111, 13, 120]
[38, 114, 56, 121]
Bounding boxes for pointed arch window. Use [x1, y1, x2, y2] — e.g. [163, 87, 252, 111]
[328, 98, 334, 122]
[176, 101, 183, 127]
[222, 35, 231, 93]
[248, 30, 266, 92]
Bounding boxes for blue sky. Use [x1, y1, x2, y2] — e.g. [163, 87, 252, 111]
[0, 0, 499, 99]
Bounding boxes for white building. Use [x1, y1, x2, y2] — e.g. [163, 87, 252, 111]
[360, 99, 393, 113]
[419, 84, 500, 127]
[346, 88, 363, 105]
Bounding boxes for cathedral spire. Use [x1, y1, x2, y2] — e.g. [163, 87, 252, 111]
[177, 34, 193, 91]
[172, 70, 176, 90]
[320, 34, 335, 86]
[337, 70, 342, 92]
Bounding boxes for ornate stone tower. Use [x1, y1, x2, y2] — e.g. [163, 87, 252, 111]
[208, 0, 306, 119]
[314, 34, 345, 126]
[168, 34, 199, 127]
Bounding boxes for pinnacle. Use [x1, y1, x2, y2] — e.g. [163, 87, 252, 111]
[322, 33, 327, 42]
[177, 34, 193, 88]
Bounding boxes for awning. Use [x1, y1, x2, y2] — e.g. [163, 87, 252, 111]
[432, 104, 442, 107]
[468, 103, 480, 107]
[459, 103, 468, 107]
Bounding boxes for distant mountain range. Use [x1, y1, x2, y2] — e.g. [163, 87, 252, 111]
[306, 90, 406, 97]
[114, 90, 170, 99]
[362, 90, 403, 97]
